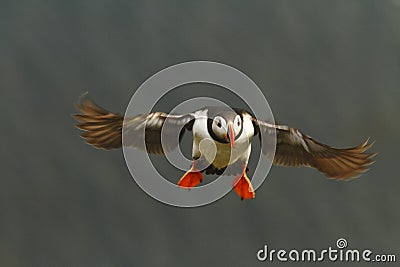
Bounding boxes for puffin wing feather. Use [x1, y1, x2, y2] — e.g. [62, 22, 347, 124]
[252, 118, 376, 180]
[73, 93, 194, 153]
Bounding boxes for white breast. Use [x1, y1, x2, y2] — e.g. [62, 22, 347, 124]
[191, 111, 254, 169]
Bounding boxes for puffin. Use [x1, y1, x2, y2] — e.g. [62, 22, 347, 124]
[73, 93, 375, 200]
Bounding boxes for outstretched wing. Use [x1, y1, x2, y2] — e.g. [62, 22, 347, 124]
[252, 119, 376, 180]
[73, 93, 194, 153]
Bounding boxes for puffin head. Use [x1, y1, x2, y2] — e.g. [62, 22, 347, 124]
[210, 111, 243, 148]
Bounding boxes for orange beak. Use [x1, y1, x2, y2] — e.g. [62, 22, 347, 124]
[228, 123, 235, 148]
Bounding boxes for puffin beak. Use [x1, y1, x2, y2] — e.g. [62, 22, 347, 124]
[228, 123, 235, 148]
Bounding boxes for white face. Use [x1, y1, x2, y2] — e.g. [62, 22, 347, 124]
[211, 115, 242, 140]
[212, 116, 227, 139]
[232, 115, 242, 136]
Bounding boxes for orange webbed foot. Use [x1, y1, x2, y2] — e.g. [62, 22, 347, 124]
[233, 172, 255, 200]
[178, 164, 203, 189]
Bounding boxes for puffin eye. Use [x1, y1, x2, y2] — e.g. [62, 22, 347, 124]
[217, 122, 222, 128]
[237, 120, 240, 126]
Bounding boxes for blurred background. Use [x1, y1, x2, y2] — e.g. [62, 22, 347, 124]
[1, 0, 399, 266]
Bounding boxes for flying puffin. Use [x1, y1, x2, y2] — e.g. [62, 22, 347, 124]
[73, 93, 375, 200]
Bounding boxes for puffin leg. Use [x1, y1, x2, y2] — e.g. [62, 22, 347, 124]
[232, 165, 255, 200]
[178, 161, 204, 189]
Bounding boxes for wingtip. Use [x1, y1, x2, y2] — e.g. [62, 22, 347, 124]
[354, 138, 375, 152]
[368, 139, 376, 148]
[364, 137, 370, 145]
[72, 92, 90, 119]
[364, 137, 375, 146]
[75, 91, 91, 108]
[78, 91, 90, 100]
[364, 158, 376, 167]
